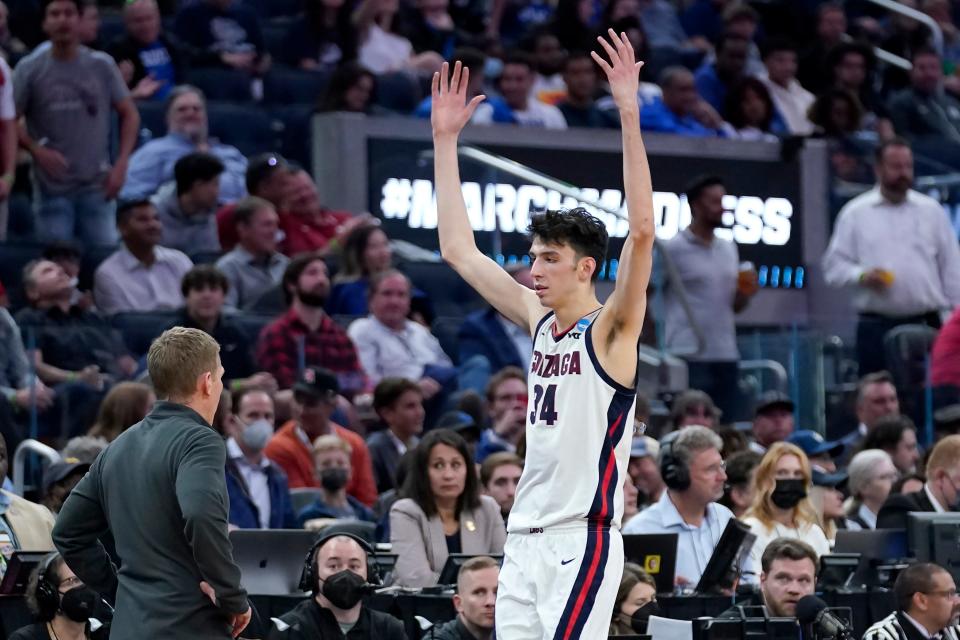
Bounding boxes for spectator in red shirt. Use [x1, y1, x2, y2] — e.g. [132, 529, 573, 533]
[264, 366, 377, 505]
[277, 169, 373, 257]
[931, 308, 960, 399]
[256, 252, 367, 394]
[217, 153, 292, 251]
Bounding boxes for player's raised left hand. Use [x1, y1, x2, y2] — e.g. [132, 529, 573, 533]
[592, 29, 644, 113]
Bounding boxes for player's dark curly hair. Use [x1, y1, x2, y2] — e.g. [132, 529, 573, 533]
[527, 208, 609, 282]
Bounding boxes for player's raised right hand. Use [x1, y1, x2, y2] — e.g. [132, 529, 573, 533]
[431, 61, 486, 140]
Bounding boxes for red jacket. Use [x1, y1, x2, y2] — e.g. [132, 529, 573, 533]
[932, 308, 960, 388]
[264, 421, 378, 506]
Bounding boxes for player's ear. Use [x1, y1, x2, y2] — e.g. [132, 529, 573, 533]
[579, 256, 596, 281]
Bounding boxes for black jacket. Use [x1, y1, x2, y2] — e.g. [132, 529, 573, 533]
[431, 617, 479, 640]
[876, 488, 938, 530]
[53, 402, 248, 640]
[105, 33, 219, 89]
[366, 430, 406, 495]
[267, 598, 407, 640]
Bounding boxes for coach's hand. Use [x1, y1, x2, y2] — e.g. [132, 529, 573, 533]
[431, 61, 485, 139]
[231, 606, 252, 638]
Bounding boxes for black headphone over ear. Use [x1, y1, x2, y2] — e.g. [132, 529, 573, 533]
[659, 432, 690, 491]
[35, 551, 62, 621]
[298, 531, 382, 594]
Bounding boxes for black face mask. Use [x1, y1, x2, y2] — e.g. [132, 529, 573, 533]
[771, 478, 807, 510]
[320, 468, 349, 492]
[321, 570, 368, 609]
[629, 600, 661, 634]
[60, 585, 98, 622]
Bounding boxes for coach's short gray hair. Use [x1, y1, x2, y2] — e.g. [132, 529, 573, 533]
[664, 425, 723, 468]
[848, 449, 894, 497]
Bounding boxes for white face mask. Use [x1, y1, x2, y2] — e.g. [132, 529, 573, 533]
[239, 419, 274, 452]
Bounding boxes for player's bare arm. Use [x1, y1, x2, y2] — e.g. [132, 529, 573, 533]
[432, 61, 545, 333]
[590, 29, 656, 386]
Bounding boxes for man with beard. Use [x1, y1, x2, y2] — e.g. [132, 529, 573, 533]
[657, 175, 758, 420]
[719, 538, 816, 621]
[824, 138, 960, 375]
[256, 252, 366, 394]
[122, 85, 248, 202]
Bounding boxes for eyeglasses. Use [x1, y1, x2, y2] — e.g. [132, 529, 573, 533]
[58, 576, 83, 591]
[923, 589, 960, 599]
[702, 461, 726, 475]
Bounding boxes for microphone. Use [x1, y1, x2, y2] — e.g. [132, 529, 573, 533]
[795, 595, 854, 640]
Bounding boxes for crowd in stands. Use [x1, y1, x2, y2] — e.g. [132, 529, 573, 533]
[4, 0, 960, 638]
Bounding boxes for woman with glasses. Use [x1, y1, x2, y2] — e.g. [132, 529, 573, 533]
[10, 551, 107, 640]
[742, 442, 830, 580]
[844, 449, 899, 530]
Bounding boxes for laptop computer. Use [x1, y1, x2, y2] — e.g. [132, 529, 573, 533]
[622, 533, 678, 594]
[437, 554, 505, 586]
[229, 529, 319, 595]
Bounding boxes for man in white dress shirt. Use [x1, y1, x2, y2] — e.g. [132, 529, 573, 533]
[823, 138, 960, 375]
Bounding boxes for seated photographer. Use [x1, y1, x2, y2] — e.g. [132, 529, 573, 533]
[609, 563, 658, 636]
[720, 538, 816, 620]
[268, 534, 405, 639]
[10, 551, 108, 640]
[863, 562, 960, 640]
[432, 556, 499, 640]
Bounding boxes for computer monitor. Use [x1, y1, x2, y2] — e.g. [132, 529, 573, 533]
[695, 519, 756, 595]
[833, 529, 909, 587]
[692, 616, 801, 640]
[907, 513, 960, 584]
[0, 551, 48, 595]
[437, 554, 504, 586]
[818, 554, 861, 591]
[622, 533, 678, 594]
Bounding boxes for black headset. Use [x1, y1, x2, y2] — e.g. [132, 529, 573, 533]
[659, 432, 690, 491]
[35, 551, 62, 621]
[298, 531, 382, 594]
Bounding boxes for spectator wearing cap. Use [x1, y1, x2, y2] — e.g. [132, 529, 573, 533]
[224, 388, 295, 530]
[367, 378, 425, 494]
[264, 367, 377, 505]
[216, 153, 291, 252]
[861, 414, 921, 475]
[107, 0, 213, 101]
[809, 468, 849, 542]
[475, 367, 527, 463]
[669, 389, 721, 431]
[215, 196, 289, 310]
[122, 85, 248, 202]
[749, 391, 795, 455]
[879, 434, 960, 529]
[628, 435, 664, 508]
[173, 0, 270, 76]
[94, 199, 194, 315]
[458, 264, 533, 373]
[0, 433, 56, 552]
[15, 0, 139, 245]
[786, 429, 845, 473]
[479, 452, 523, 524]
[719, 449, 760, 520]
[838, 371, 901, 456]
[41, 457, 90, 514]
[276, 169, 363, 258]
[173, 265, 276, 386]
[656, 175, 758, 421]
[298, 435, 376, 528]
[758, 37, 814, 136]
[845, 449, 898, 530]
[151, 152, 223, 255]
[823, 138, 960, 376]
[256, 253, 367, 393]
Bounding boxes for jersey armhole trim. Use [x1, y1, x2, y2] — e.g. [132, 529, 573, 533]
[532, 311, 555, 338]
[584, 322, 637, 396]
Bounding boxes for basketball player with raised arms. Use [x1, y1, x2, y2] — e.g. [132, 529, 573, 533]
[431, 30, 654, 639]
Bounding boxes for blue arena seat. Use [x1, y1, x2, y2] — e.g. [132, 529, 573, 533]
[135, 99, 168, 142]
[111, 311, 179, 356]
[263, 66, 330, 106]
[399, 261, 484, 318]
[206, 102, 279, 157]
[185, 68, 254, 102]
[270, 104, 314, 167]
[374, 71, 423, 114]
[233, 313, 276, 343]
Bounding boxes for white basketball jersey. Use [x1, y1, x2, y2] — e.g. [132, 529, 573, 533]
[507, 308, 636, 533]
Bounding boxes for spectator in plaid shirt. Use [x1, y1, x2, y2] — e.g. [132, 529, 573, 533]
[255, 252, 366, 394]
